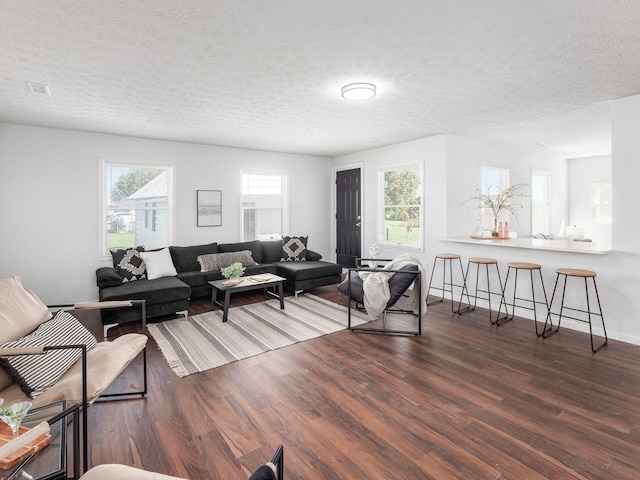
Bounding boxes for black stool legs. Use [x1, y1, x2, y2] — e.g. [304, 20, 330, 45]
[427, 254, 469, 313]
[496, 262, 553, 336]
[543, 268, 608, 353]
[456, 258, 507, 323]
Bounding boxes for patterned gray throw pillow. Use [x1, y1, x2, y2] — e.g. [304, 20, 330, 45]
[197, 250, 258, 272]
[281, 236, 308, 261]
[111, 246, 146, 282]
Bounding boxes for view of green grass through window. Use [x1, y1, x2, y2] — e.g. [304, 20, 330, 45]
[103, 163, 171, 253]
[381, 165, 422, 248]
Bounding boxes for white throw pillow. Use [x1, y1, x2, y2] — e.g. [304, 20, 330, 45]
[139, 248, 177, 280]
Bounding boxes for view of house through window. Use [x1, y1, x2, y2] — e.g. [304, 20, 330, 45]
[103, 162, 171, 253]
[241, 171, 288, 241]
[591, 182, 612, 224]
[531, 170, 551, 234]
[380, 163, 422, 248]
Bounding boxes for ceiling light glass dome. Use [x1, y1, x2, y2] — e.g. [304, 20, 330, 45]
[341, 82, 376, 101]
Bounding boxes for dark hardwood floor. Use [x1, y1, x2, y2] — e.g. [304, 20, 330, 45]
[86, 287, 640, 479]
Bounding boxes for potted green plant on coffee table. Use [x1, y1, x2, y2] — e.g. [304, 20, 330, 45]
[221, 262, 245, 280]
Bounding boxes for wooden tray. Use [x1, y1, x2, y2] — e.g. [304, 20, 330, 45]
[470, 235, 510, 240]
[0, 422, 52, 469]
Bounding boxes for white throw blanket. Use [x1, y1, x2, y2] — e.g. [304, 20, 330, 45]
[358, 254, 428, 320]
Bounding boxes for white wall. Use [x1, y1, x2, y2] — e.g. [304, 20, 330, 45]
[333, 130, 640, 346]
[567, 155, 612, 244]
[0, 123, 332, 303]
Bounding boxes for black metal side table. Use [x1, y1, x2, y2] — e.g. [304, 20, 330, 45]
[0, 401, 80, 480]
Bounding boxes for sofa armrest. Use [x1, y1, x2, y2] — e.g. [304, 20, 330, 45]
[96, 267, 123, 288]
[306, 249, 322, 261]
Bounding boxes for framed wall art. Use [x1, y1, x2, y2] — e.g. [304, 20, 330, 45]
[197, 190, 222, 226]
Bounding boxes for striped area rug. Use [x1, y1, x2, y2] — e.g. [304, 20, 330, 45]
[148, 294, 369, 377]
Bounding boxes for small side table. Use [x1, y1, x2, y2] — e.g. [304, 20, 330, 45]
[1, 401, 80, 480]
[209, 274, 286, 322]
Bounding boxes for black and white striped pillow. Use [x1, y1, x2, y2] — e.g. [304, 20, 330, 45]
[0, 310, 97, 398]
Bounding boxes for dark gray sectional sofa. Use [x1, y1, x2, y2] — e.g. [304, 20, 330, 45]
[96, 239, 342, 325]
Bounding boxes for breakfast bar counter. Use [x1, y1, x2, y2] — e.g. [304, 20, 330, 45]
[444, 236, 612, 255]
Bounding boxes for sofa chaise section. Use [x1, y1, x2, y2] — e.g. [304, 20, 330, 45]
[97, 272, 190, 325]
[260, 240, 343, 295]
[275, 261, 342, 295]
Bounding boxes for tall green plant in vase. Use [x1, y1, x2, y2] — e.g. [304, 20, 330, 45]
[463, 183, 529, 237]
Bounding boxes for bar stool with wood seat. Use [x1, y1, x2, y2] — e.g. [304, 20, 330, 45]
[542, 268, 608, 353]
[497, 262, 553, 336]
[427, 253, 469, 313]
[457, 257, 507, 323]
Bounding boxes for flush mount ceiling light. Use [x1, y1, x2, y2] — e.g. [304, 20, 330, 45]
[341, 82, 376, 101]
[25, 81, 50, 95]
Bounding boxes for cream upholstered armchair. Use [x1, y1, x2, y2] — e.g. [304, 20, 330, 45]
[0, 417, 282, 480]
[0, 436, 282, 480]
[0, 276, 148, 472]
[79, 465, 187, 479]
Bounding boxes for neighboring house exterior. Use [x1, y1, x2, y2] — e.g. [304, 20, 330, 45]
[128, 170, 169, 248]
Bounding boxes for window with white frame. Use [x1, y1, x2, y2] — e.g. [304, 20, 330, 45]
[240, 171, 289, 241]
[380, 163, 422, 249]
[591, 182, 612, 224]
[481, 165, 510, 195]
[102, 162, 172, 254]
[531, 170, 551, 234]
[479, 165, 510, 228]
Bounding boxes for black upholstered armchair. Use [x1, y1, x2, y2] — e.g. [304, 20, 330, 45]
[337, 258, 423, 335]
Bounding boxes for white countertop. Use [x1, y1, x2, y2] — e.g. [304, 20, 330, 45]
[444, 236, 612, 255]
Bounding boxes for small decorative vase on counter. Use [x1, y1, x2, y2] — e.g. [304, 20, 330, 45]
[491, 216, 499, 237]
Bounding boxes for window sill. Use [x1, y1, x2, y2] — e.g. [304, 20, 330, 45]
[379, 242, 424, 253]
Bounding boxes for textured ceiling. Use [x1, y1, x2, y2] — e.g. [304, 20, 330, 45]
[2, 0, 640, 158]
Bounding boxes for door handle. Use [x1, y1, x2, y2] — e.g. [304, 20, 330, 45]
[355, 222, 361, 227]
